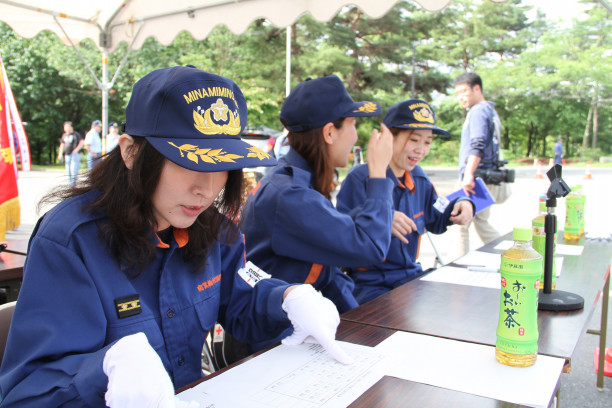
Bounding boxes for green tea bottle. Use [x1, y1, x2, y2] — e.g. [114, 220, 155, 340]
[532, 195, 556, 289]
[496, 227, 542, 367]
[563, 187, 581, 242]
[574, 185, 586, 237]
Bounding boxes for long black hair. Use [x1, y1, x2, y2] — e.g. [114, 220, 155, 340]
[284, 118, 344, 200]
[39, 136, 244, 275]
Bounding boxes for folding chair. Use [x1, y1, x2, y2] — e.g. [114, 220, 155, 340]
[0, 301, 16, 368]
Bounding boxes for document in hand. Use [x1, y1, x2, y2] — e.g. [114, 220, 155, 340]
[446, 177, 495, 215]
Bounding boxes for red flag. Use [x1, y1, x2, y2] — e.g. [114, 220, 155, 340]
[0, 58, 20, 241]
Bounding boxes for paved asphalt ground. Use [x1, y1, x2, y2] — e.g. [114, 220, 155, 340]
[6, 165, 612, 407]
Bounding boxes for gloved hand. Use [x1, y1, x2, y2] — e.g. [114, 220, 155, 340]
[103, 332, 176, 408]
[281, 285, 354, 365]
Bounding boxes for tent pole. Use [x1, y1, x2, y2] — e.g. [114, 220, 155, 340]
[102, 49, 109, 154]
[286, 25, 291, 97]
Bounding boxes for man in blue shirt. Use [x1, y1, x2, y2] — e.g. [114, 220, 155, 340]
[554, 138, 563, 165]
[453, 72, 509, 258]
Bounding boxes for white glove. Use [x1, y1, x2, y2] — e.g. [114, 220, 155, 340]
[175, 397, 201, 408]
[281, 285, 354, 364]
[103, 332, 176, 408]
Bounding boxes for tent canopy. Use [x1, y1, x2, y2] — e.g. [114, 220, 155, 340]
[0, 0, 461, 52]
[0, 0, 508, 142]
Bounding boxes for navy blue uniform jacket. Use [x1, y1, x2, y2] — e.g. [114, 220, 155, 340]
[337, 164, 472, 304]
[0, 190, 292, 407]
[241, 149, 394, 316]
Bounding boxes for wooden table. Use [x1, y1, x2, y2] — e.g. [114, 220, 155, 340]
[341, 232, 611, 388]
[1, 239, 28, 256]
[0, 251, 25, 302]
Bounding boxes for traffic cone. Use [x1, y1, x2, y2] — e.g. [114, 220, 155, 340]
[585, 160, 593, 179]
[535, 160, 544, 179]
[594, 347, 612, 377]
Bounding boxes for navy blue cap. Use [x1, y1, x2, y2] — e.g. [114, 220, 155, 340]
[92, 120, 101, 127]
[383, 99, 449, 136]
[124, 66, 276, 172]
[280, 75, 381, 132]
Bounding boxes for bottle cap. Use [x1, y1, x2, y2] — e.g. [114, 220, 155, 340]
[513, 227, 532, 241]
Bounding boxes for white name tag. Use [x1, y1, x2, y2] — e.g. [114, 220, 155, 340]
[237, 261, 271, 288]
[433, 195, 450, 213]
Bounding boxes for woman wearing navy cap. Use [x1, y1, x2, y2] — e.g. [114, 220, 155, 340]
[337, 99, 474, 304]
[240, 75, 394, 351]
[0, 67, 352, 407]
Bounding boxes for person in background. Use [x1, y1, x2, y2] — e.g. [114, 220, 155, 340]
[554, 137, 563, 165]
[240, 75, 394, 352]
[57, 120, 84, 186]
[337, 99, 474, 304]
[273, 128, 290, 160]
[453, 72, 508, 257]
[106, 121, 120, 152]
[0, 66, 351, 408]
[84, 119, 103, 170]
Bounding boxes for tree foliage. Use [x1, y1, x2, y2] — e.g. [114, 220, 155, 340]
[0, 0, 610, 165]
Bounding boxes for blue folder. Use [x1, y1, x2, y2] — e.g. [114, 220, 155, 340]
[446, 177, 496, 215]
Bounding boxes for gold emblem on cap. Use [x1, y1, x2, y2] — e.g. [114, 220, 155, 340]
[414, 107, 434, 124]
[169, 143, 244, 165]
[193, 98, 241, 136]
[247, 146, 271, 160]
[353, 102, 378, 113]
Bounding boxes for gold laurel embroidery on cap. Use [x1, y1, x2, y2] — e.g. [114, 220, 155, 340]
[414, 107, 434, 123]
[353, 102, 378, 113]
[246, 146, 271, 160]
[193, 98, 241, 136]
[168, 142, 244, 165]
[405, 123, 435, 129]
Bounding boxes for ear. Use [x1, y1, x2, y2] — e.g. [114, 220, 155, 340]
[118, 135, 137, 169]
[322, 122, 335, 145]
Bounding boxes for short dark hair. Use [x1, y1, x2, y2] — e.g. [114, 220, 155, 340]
[454, 72, 482, 90]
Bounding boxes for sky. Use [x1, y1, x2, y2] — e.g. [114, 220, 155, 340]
[520, 0, 591, 24]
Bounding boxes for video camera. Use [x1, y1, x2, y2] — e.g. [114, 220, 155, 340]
[474, 160, 515, 184]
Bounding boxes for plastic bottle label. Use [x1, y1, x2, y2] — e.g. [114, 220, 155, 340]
[564, 197, 581, 235]
[496, 257, 541, 355]
[532, 221, 556, 286]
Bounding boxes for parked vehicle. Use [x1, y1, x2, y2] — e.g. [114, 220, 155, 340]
[241, 126, 283, 201]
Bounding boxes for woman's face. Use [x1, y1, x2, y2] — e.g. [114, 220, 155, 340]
[389, 129, 433, 177]
[151, 159, 228, 231]
[328, 117, 358, 168]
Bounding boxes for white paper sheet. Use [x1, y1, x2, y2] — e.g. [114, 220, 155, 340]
[176, 335, 564, 408]
[421, 265, 500, 289]
[375, 332, 565, 408]
[176, 342, 391, 408]
[494, 240, 514, 251]
[454, 250, 501, 269]
[422, 257, 564, 288]
[556, 243, 584, 256]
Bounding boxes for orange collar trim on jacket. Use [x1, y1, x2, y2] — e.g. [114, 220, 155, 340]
[397, 171, 415, 193]
[156, 228, 189, 248]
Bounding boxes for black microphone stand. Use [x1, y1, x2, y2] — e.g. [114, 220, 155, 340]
[538, 165, 584, 311]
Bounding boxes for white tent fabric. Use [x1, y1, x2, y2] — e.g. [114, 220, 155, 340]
[0, 0, 508, 143]
[0, 0, 458, 51]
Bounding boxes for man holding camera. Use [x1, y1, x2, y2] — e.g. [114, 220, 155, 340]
[453, 72, 511, 257]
